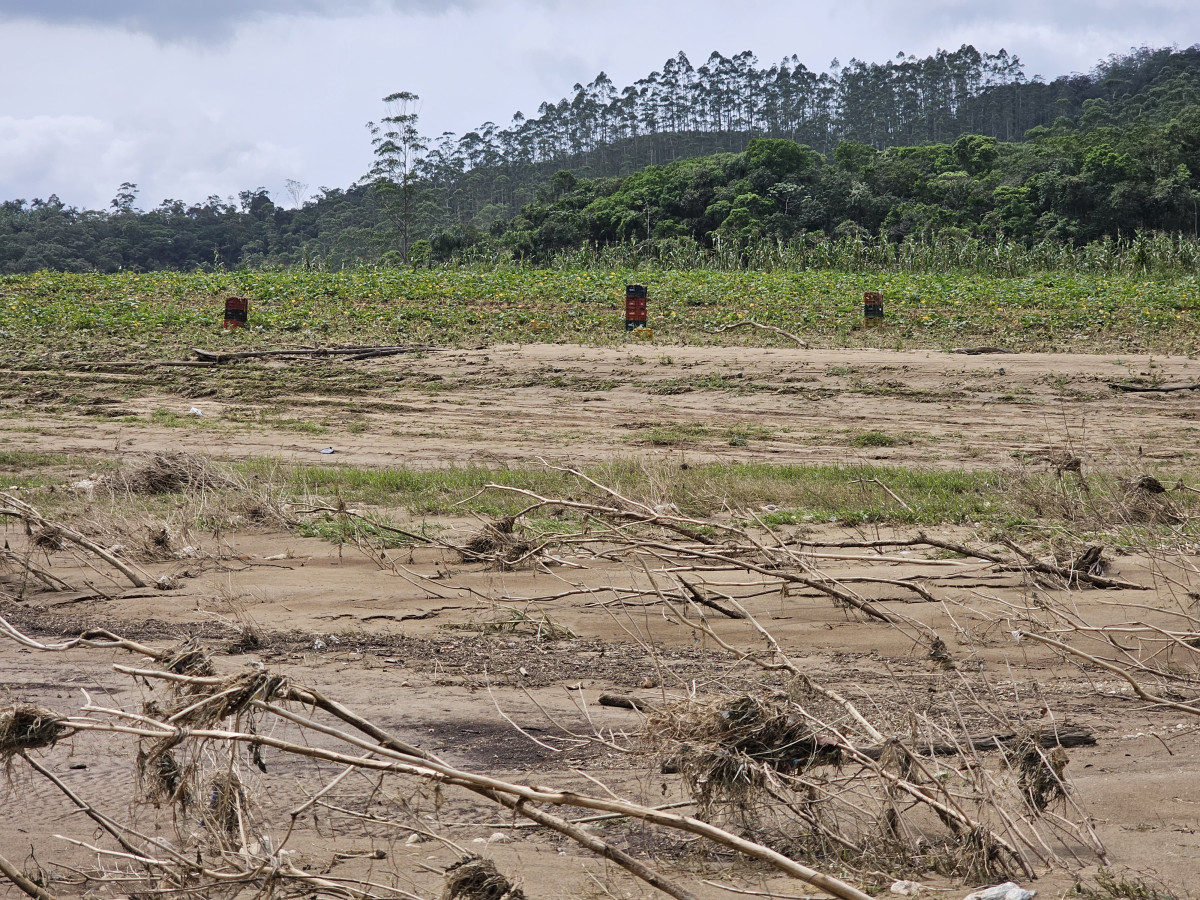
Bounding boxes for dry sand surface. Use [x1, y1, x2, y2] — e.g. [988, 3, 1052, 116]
[1, 344, 1199, 900]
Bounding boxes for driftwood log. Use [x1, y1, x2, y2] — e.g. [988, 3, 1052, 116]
[1108, 381, 1200, 393]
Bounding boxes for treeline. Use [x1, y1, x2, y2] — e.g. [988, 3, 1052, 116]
[499, 115, 1200, 261]
[418, 43, 1200, 230]
[3, 44, 1200, 273]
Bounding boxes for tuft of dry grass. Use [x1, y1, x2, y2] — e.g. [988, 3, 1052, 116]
[161, 668, 287, 729]
[204, 770, 247, 840]
[645, 694, 835, 815]
[108, 452, 229, 497]
[137, 734, 193, 811]
[443, 856, 526, 900]
[159, 640, 216, 678]
[1014, 732, 1070, 812]
[458, 517, 538, 569]
[0, 705, 71, 767]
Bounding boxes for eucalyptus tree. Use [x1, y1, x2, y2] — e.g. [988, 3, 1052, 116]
[366, 90, 428, 262]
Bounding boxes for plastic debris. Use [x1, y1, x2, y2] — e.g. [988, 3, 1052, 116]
[312, 638, 327, 652]
[71, 477, 102, 496]
[188, 407, 204, 417]
[964, 883, 1036, 900]
[319, 447, 335, 454]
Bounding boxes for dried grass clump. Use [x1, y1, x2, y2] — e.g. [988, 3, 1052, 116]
[1015, 733, 1069, 812]
[226, 625, 262, 655]
[443, 856, 526, 900]
[30, 527, 63, 551]
[1118, 481, 1183, 526]
[459, 517, 536, 568]
[164, 669, 287, 728]
[0, 705, 71, 765]
[645, 694, 834, 813]
[137, 734, 193, 810]
[204, 771, 247, 839]
[160, 640, 216, 678]
[929, 826, 1010, 884]
[140, 524, 176, 560]
[1006, 466, 1185, 530]
[112, 452, 228, 496]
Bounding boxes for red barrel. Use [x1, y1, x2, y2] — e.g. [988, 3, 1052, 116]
[223, 297, 249, 330]
[863, 291, 884, 327]
[625, 284, 647, 331]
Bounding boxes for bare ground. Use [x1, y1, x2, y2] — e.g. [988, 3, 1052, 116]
[1, 344, 1199, 900]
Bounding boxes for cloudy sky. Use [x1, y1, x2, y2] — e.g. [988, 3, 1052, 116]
[2, 0, 1196, 211]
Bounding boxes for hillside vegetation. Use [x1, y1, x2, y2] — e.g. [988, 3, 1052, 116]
[3, 45, 1200, 272]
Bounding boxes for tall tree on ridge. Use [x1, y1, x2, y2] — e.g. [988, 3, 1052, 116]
[366, 91, 428, 263]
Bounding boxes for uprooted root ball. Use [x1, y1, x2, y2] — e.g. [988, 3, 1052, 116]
[443, 856, 526, 900]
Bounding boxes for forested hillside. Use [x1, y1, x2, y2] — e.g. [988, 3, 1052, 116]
[3, 44, 1200, 272]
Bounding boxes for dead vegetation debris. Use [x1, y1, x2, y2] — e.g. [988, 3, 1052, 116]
[160, 640, 216, 678]
[646, 694, 836, 813]
[458, 517, 538, 568]
[137, 734, 192, 810]
[110, 452, 229, 496]
[442, 856, 526, 900]
[0, 705, 72, 765]
[1014, 733, 1070, 812]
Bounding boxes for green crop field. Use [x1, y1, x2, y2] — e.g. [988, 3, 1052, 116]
[2, 265, 1198, 358]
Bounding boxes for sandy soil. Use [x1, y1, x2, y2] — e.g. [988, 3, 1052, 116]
[2, 344, 1197, 470]
[2, 344, 1199, 900]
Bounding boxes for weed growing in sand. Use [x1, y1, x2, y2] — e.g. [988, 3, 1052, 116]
[849, 430, 902, 448]
[1075, 870, 1180, 900]
[7, 452, 1196, 552]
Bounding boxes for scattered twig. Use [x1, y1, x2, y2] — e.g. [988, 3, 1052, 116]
[0, 851, 58, 900]
[0, 494, 149, 588]
[704, 320, 809, 347]
[598, 695, 650, 712]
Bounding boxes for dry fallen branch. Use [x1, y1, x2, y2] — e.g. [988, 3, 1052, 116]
[0, 619, 875, 900]
[0, 851, 58, 900]
[1107, 381, 1200, 393]
[703, 320, 809, 347]
[0, 493, 150, 588]
[192, 344, 442, 363]
[1017, 630, 1200, 717]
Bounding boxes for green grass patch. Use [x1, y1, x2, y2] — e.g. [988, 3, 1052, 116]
[250, 458, 1199, 537]
[0, 450, 72, 469]
[293, 514, 421, 549]
[849, 430, 903, 448]
[2, 266, 1198, 359]
[238, 457, 1017, 526]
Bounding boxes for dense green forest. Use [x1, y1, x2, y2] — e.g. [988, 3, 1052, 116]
[3, 44, 1200, 273]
